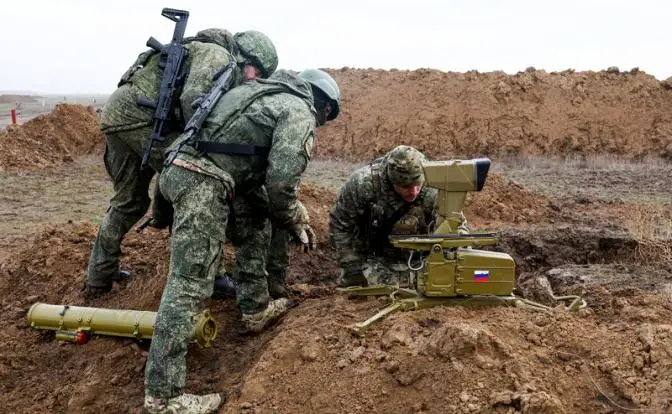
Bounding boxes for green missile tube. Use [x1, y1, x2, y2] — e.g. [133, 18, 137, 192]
[26, 303, 217, 348]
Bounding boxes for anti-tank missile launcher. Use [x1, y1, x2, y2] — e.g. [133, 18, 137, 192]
[338, 158, 586, 336]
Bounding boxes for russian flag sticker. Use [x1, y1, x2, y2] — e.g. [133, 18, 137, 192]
[473, 270, 490, 282]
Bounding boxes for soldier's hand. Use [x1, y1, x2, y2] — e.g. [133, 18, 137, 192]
[289, 224, 316, 253]
[288, 201, 315, 253]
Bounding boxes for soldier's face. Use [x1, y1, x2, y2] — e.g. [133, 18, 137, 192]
[244, 64, 261, 80]
[315, 100, 332, 126]
[394, 183, 422, 202]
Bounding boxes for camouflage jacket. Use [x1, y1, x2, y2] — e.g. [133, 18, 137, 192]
[100, 29, 242, 134]
[328, 158, 438, 270]
[171, 69, 317, 229]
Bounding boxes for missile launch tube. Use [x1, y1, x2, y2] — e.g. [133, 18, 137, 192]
[26, 303, 217, 348]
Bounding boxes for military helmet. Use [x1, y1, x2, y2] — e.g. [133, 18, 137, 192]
[233, 30, 278, 78]
[298, 68, 341, 120]
[385, 145, 426, 186]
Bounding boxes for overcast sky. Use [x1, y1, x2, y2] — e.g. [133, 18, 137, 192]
[1, 0, 670, 94]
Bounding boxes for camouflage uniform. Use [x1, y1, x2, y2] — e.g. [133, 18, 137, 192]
[218, 201, 292, 299]
[329, 146, 439, 286]
[85, 29, 277, 295]
[145, 69, 338, 403]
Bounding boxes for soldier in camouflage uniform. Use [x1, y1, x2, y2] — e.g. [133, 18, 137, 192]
[329, 145, 448, 287]
[142, 68, 340, 414]
[212, 200, 300, 300]
[84, 29, 278, 298]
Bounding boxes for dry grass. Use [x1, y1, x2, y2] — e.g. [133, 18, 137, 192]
[624, 202, 672, 265]
[304, 157, 364, 191]
[495, 153, 671, 172]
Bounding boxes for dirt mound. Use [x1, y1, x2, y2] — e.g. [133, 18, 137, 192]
[466, 173, 554, 227]
[223, 291, 672, 413]
[4, 222, 672, 413]
[0, 104, 103, 171]
[0, 182, 341, 413]
[0, 94, 38, 104]
[317, 68, 672, 161]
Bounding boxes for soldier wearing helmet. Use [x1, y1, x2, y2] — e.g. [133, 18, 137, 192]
[83, 28, 278, 303]
[329, 145, 458, 287]
[142, 67, 340, 413]
[233, 30, 278, 78]
[212, 68, 341, 301]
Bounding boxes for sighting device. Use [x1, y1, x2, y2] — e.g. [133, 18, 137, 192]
[337, 158, 586, 337]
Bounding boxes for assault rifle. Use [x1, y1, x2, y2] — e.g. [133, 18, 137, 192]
[138, 8, 190, 170]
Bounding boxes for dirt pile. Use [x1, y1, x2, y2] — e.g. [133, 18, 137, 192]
[0, 94, 38, 104]
[466, 173, 554, 227]
[0, 104, 103, 171]
[225, 292, 672, 414]
[0, 181, 342, 413]
[318, 68, 672, 161]
[3, 221, 672, 413]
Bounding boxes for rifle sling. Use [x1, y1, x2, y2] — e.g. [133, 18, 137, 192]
[193, 141, 269, 156]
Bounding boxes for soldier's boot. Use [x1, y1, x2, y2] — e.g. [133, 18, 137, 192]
[267, 270, 289, 299]
[212, 272, 289, 300]
[83, 270, 132, 299]
[211, 273, 236, 300]
[241, 298, 295, 334]
[143, 392, 225, 414]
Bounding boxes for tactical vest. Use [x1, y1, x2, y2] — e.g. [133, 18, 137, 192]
[366, 157, 429, 254]
[173, 78, 312, 166]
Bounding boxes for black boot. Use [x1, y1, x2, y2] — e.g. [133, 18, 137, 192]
[114, 269, 132, 282]
[212, 273, 237, 300]
[83, 270, 132, 299]
[268, 270, 289, 299]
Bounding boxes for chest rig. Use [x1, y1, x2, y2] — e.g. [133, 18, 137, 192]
[366, 158, 428, 254]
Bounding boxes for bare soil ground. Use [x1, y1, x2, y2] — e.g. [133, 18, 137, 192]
[318, 68, 672, 161]
[1, 69, 672, 413]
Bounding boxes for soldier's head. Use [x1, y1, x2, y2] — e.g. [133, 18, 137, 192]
[298, 68, 340, 126]
[233, 30, 278, 80]
[385, 145, 426, 202]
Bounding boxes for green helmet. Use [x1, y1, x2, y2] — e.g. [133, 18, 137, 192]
[233, 30, 278, 78]
[385, 145, 426, 186]
[298, 68, 340, 120]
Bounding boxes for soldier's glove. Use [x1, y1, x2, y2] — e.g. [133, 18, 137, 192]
[289, 224, 316, 253]
[288, 201, 315, 253]
[456, 212, 470, 235]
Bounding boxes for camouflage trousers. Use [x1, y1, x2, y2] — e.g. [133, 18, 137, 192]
[358, 258, 413, 286]
[145, 165, 271, 399]
[224, 187, 277, 311]
[267, 226, 290, 276]
[219, 190, 290, 278]
[86, 127, 176, 288]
